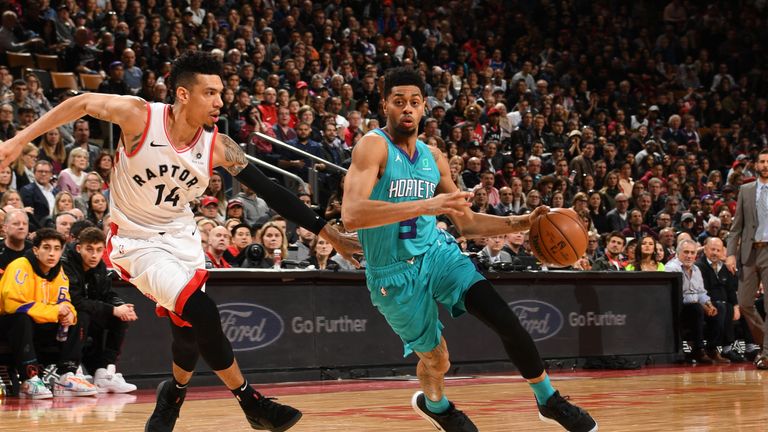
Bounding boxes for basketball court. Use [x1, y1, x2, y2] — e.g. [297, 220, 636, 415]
[1, 364, 765, 431]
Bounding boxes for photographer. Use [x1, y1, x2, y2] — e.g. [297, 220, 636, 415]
[240, 222, 288, 269]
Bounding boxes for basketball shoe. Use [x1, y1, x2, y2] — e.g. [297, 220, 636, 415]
[54, 372, 98, 397]
[411, 391, 478, 432]
[20, 375, 53, 399]
[240, 390, 303, 431]
[94, 365, 137, 393]
[538, 391, 598, 431]
[145, 379, 186, 432]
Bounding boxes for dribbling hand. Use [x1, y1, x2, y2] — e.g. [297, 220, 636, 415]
[321, 224, 363, 268]
[424, 191, 471, 217]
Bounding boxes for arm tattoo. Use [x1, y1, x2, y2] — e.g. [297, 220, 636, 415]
[506, 216, 529, 232]
[221, 134, 247, 175]
[125, 132, 143, 154]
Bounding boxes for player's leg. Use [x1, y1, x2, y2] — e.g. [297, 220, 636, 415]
[464, 280, 597, 432]
[145, 320, 198, 432]
[179, 289, 302, 431]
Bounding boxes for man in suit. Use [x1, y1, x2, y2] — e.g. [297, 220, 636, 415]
[20, 160, 59, 228]
[606, 193, 630, 232]
[726, 148, 768, 370]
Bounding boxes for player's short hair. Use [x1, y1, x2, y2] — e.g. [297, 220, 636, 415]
[78, 226, 106, 245]
[168, 51, 223, 93]
[33, 228, 66, 248]
[383, 67, 425, 99]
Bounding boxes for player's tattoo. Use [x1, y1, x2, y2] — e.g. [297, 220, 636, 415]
[506, 216, 529, 232]
[221, 134, 247, 175]
[125, 132, 143, 154]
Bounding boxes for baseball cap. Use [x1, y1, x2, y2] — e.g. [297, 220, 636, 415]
[732, 160, 745, 168]
[227, 198, 243, 209]
[296, 81, 308, 89]
[568, 130, 582, 138]
[649, 105, 660, 112]
[109, 61, 123, 70]
[486, 107, 500, 116]
[681, 212, 695, 222]
[201, 196, 219, 207]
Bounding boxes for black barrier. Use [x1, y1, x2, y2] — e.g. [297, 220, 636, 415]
[116, 271, 681, 377]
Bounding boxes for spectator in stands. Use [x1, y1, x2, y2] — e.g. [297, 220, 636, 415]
[592, 232, 627, 271]
[494, 186, 516, 216]
[63, 227, 137, 392]
[678, 212, 697, 236]
[38, 128, 67, 175]
[0, 166, 11, 201]
[626, 235, 664, 271]
[622, 209, 657, 241]
[202, 171, 227, 217]
[121, 48, 142, 93]
[258, 87, 278, 125]
[696, 237, 741, 363]
[280, 121, 324, 184]
[291, 226, 315, 263]
[307, 236, 338, 270]
[462, 157, 483, 189]
[198, 195, 224, 226]
[12, 142, 37, 191]
[666, 239, 717, 364]
[0, 228, 97, 398]
[587, 190, 610, 233]
[606, 193, 630, 232]
[249, 222, 287, 269]
[75, 171, 106, 213]
[86, 191, 108, 227]
[479, 234, 513, 264]
[225, 199, 245, 221]
[20, 159, 59, 229]
[473, 170, 500, 207]
[54, 211, 77, 242]
[697, 216, 722, 244]
[64, 119, 100, 171]
[0, 209, 31, 269]
[94, 153, 112, 187]
[236, 184, 271, 228]
[205, 226, 232, 269]
[0, 103, 16, 141]
[57, 148, 89, 197]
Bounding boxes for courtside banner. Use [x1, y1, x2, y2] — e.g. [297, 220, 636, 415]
[115, 271, 680, 375]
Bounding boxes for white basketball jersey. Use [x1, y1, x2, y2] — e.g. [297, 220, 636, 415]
[110, 102, 216, 234]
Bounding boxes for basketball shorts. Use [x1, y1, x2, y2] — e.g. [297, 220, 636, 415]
[365, 231, 485, 357]
[107, 223, 208, 315]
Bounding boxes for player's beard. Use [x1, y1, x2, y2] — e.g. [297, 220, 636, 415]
[203, 123, 215, 132]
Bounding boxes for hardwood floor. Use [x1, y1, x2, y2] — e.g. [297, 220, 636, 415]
[1, 365, 765, 431]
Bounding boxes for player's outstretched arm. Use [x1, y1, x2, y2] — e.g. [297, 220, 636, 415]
[342, 134, 471, 231]
[427, 146, 548, 239]
[213, 133, 361, 266]
[0, 94, 147, 168]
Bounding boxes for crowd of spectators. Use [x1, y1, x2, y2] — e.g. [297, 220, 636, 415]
[0, 0, 765, 380]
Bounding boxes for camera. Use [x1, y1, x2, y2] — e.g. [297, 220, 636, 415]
[239, 243, 267, 268]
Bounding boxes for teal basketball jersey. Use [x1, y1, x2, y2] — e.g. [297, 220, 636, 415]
[359, 129, 441, 267]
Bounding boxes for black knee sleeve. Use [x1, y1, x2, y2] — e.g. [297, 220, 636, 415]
[465, 280, 545, 379]
[170, 321, 199, 372]
[180, 290, 235, 371]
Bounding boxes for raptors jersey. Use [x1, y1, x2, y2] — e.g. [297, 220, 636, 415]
[110, 102, 216, 235]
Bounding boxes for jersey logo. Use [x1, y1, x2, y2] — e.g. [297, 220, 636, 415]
[395, 154, 402, 163]
[149, 141, 167, 147]
[422, 158, 432, 171]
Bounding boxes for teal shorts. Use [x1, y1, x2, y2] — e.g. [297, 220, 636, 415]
[365, 231, 485, 357]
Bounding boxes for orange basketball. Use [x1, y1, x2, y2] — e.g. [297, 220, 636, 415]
[529, 208, 588, 267]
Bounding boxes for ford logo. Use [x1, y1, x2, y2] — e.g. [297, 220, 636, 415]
[218, 303, 284, 351]
[508, 300, 563, 341]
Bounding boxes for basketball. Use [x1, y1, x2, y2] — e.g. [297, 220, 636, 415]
[529, 208, 588, 267]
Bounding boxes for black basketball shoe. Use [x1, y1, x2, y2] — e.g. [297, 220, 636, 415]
[241, 391, 302, 431]
[145, 380, 187, 432]
[538, 391, 598, 432]
[411, 391, 478, 432]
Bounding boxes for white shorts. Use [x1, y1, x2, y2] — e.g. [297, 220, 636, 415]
[107, 224, 207, 314]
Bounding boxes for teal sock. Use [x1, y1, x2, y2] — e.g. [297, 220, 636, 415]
[530, 375, 556, 405]
[425, 395, 450, 414]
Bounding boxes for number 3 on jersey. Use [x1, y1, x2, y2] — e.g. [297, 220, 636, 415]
[399, 217, 417, 239]
[154, 184, 181, 206]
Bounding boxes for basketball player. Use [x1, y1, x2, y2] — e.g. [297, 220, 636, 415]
[0, 52, 360, 432]
[342, 67, 597, 432]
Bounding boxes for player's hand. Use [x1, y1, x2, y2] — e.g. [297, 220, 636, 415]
[725, 255, 737, 274]
[321, 224, 362, 268]
[0, 137, 24, 170]
[424, 191, 471, 217]
[528, 206, 550, 225]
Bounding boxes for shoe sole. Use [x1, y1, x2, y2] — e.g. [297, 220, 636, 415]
[54, 390, 99, 397]
[410, 392, 445, 431]
[20, 392, 53, 399]
[247, 411, 303, 432]
[539, 413, 599, 432]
